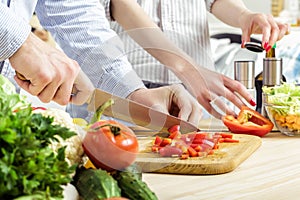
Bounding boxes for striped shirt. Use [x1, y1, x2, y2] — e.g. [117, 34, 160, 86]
[0, 0, 144, 99]
[101, 0, 216, 84]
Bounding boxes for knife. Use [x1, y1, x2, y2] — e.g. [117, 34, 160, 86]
[15, 71, 198, 133]
[86, 88, 199, 133]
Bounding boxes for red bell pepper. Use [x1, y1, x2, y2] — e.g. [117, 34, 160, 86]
[222, 106, 273, 137]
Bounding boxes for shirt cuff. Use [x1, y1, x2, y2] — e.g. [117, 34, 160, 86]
[99, 64, 146, 98]
[0, 4, 31, 60]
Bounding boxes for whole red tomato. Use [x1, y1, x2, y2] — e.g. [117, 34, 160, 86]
[82, 120, 139, 171]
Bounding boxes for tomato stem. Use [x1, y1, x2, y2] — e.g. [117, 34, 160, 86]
[90, 99, 114, 124]
[94, 124, 121, 135]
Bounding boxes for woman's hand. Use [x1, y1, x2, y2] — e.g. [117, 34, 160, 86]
[179, 66, 253, 120]
[128, 84, 203, 127]
[238, 11, 290, 49]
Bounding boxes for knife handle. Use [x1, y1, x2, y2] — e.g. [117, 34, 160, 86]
[15, 71, 28, 81]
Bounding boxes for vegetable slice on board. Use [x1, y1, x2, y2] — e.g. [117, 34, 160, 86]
[222, 106, 273, 137]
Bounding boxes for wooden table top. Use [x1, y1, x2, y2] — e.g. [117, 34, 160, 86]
[140, 119, 300, 200]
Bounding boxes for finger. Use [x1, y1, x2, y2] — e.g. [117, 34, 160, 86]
[35, 72, 65, 103]
[223, 76, 254, 106]
[267, 20, 280, 47]
[70, 88, 94, 105]
[177, 103, 192, 122]
[30, 76, 54, 97]
[52, 83, 74, 105]
[255, 18, 271, 47]
[210, 95, 235, 116]
[70, 70, 95, 105]
[277, 23, 290, 40]
[14, 75, 32, 92]
[36, 82, 59, 103]
[196, 94, 223, 120]
[241, 29, 251, 47]
[186, 105, 203, 127]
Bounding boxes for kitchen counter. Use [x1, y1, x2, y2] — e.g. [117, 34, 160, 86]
[141, 119, 300, 200]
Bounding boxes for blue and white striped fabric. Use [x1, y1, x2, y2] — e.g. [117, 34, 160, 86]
[0, 0, 145, 99]
[100, 0, 217, 85]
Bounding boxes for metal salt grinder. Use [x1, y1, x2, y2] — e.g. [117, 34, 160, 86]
[261, 47, 284, 116]
[262, 57, 283, 87]
[234, 60, 256, 110]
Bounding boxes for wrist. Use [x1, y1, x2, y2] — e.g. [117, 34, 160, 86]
[238, 9, 252, 28]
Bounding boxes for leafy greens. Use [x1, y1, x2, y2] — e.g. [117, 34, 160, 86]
[263, 82, 300, 115]
[0, 75, 77, 199]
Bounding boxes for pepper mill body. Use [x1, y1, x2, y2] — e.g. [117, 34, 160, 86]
[234, 60, 256, 112]
[255, 48, 285, 115]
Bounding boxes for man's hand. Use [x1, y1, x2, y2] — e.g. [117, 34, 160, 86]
[10, 32, 80, 105]
[128, 84, 203, 127]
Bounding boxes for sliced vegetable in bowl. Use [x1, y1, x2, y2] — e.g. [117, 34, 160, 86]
[263, 82, 300, 136]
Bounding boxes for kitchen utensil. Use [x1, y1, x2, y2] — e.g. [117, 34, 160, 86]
[234, 60, 255, 89]
[234, 60, 256, 110]
[87, 88, 198, 133]
[263, 57, 283, 86]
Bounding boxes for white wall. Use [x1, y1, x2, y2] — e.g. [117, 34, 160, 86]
[208, 0, 271, 35]
[243, 0, 271, 14]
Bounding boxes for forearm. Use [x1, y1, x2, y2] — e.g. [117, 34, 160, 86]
[110, 0, 198, 76]
[211, 0, 250, 28]
[110, 0, 156, 29]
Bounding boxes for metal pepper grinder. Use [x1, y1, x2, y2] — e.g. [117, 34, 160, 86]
[256, 47, 285, 115]
[234, 60, 256, 110]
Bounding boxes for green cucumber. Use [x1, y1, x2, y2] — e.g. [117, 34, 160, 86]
[112, 170, 158, 200]
[72, 167, 121, 200]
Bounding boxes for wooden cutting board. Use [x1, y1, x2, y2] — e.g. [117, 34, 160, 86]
[135, 133, 261, 175]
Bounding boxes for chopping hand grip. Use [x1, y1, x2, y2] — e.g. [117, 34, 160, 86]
[15, 70, 94, 105]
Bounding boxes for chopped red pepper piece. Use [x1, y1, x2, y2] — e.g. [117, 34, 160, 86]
[222, 106, 273, 137]
[168, 130, 181, 139]
[187, 146, 198, 157]
[153, 136, 162, 146]
[168, 125, 180, 133]
[223, 138, 239, 143]
[160, 138, 172, 147]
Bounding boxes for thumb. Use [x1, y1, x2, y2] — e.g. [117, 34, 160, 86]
[241, 30, 251, 48]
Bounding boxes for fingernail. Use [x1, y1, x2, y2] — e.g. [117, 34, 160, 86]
[249, 98, 256, 106]
[241, 40, 245, 48]
[272, 43, 277, 48]
[266, 45, 272, 52]
[263, 42, 269, 49]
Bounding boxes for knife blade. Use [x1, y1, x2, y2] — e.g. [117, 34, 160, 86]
[87, 88, 199, 133]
